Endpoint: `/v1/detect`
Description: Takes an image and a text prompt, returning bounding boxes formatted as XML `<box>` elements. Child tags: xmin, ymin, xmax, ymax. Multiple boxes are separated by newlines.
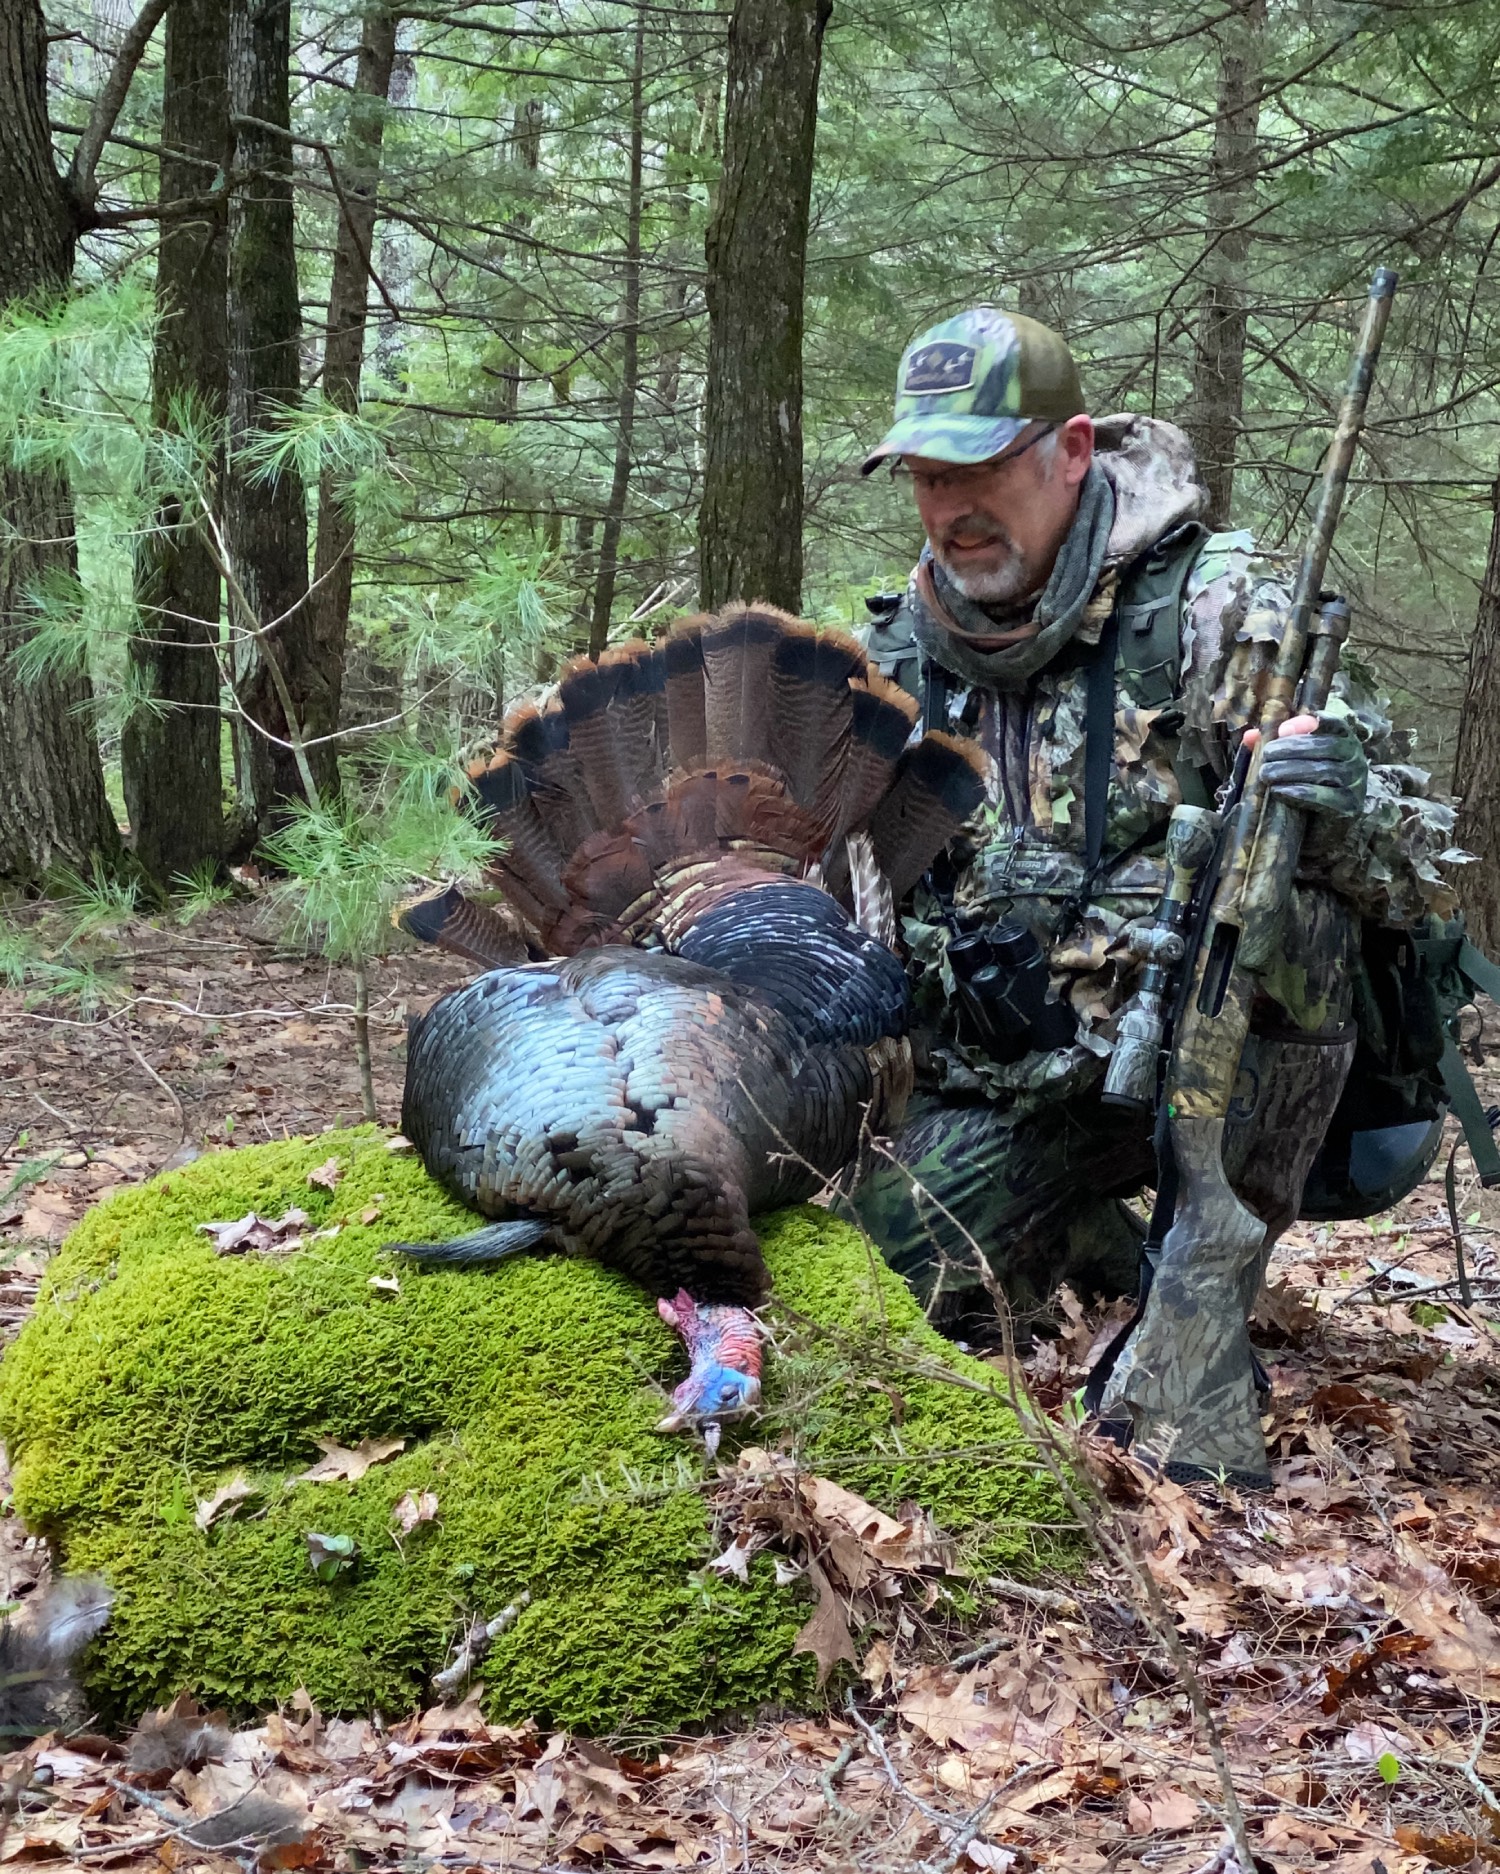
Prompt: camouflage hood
<box><xmin>914</xmin><ymin>414</ymin><xmax>1210</xmax><ymax>691</ymax></box>
<box><xmin>1092</xmin><ymin>413</ymin><xmax>1211</xmax><ymax>565</ymax></box>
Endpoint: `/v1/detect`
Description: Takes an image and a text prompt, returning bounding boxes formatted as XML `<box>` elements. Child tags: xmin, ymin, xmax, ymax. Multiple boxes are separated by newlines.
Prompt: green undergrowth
<box><xmin>0</xmin><ymin>1130</ymin><xmax>1067</xmax><ymax>1734</ymax></box>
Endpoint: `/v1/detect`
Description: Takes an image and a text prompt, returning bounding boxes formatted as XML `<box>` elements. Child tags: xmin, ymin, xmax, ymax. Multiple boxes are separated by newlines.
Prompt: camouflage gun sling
<box><xmin>1095</xmin><ymin>268</ymin><xmax>1398</xmax><ymax>1488</ymax></box>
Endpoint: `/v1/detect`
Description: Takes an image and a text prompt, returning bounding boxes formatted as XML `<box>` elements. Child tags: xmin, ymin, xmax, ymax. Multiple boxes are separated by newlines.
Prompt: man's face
<box><xmin>904</xmin><ymin>414</ymin><xmax>1095</xmax><ymax>609</ymax></box>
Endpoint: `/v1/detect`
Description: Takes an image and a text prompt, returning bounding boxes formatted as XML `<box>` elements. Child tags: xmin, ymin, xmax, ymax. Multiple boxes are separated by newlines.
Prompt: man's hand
<box><xmin>1256</xmin><ymin>711</ymin><xmax>1368</xmax><ymax>819</ymax></box>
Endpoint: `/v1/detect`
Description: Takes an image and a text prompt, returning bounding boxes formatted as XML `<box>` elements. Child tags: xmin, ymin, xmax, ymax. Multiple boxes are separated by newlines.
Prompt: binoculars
<box><xmin>947</xmin><ymin>918</ymin><xmax>1077</xmax><ymax>1065</ymax></box>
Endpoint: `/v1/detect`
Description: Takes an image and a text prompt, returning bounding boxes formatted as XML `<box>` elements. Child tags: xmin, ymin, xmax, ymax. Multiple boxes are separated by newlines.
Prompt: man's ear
<box><xmin>1058</xmin><ymin>414</ymin><xmax>1094</xmax><ymax>489</ymax></box>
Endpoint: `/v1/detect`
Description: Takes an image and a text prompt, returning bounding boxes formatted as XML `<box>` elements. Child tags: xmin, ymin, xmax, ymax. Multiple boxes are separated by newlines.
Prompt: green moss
<box><xmin>0</xmin><ymin>1130</ymin><xmax>1066</xmax><ymax>1734</ymax></box>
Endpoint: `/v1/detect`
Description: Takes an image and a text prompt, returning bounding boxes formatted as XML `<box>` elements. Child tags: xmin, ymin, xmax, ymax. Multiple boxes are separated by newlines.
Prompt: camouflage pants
<box><xmin>849</xmin><ymin>1026</ymin><xmax>1353</xmax><ymax>1328</ymax></box>
<box><xmin>850</xmin><ymin>889</ymin><xmax>1360</xmax><ymax>1329</ymax></box>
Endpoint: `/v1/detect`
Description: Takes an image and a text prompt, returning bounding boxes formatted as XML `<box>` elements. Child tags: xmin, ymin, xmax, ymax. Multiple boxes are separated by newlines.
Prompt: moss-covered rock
<box><xmin>0</xmin><ymin>1130</ymin><xmax>1063</xmax><ymax>1733</ymax></box>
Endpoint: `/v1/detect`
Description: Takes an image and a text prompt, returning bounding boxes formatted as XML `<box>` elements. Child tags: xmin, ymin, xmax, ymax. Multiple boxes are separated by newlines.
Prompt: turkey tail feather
<box><xmin>701</xmin><ymin>605</ymin><xmax>788</xmax><ymax>762</ymax></box>
<box><xmin>663</xmin><ymin>618</ymin><xmax>708</xmax><ymax>766</ymax></box>
<box><xmin>838</xmin><ymin>675</ymin><xmax>919</xmax><ymax>830</ymax></box>
<box><xmin>387</xmin><ymin>1217</ymin><xmax>552</xmax><ymax>1264</ymax></box>
<box><xmin>766</xmin><ymin>623</ymin><xmax>860</xmax><ymax>833</ymax></box>
<box><xmin>394</xmin><ymin>883</ymin><xmax>530</xmax><ymax>968</ymax></box>
<box><xmin>867</xmin><ymin>732</ymin><xmax>989</xmax><ymax>900</ymax></box>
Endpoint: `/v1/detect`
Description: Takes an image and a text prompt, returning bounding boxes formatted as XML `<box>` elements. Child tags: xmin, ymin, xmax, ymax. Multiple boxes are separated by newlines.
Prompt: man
<box><xmin>849</xmin><ymin>306</ymin><xmax>1465</xmax><ymax>1479</ymax></box>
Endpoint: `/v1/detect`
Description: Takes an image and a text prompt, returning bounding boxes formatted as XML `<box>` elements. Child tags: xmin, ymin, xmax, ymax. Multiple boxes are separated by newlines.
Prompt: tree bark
<box><xmin>306</xmin><ymin>6</ymin><xmax>399</xmax><ymax>748</ymax></box>
<box><xmin>122</xmin><ymin>0</ymin><xmax>231</xmax><ymax>885</ymax></box>
<box><xmin>588</xmin><ymin>5</ymin><xmax>645</xmax><ymax>658</ymax></box>
<box><xmin>1184</xmin><ymin>0</ymin><xmax>1264</xmax><ymax>527</ymax></box>
<box><xmin>697</xmin><ymin>0</ymin><xmax>829</xmax><ymax>613</ymax></box>
<box><xmin>1454</xmin><ymin>462</ymin><xmax>1500</xmax><ymax>953</ymax></box>
<box><xmin>0</xmin><ymin>0</ymin><xmax>123</xmax><ymax>886</ymax></box>
<box><xmin>225</xmin><ymin>0</ymin><xmax>320</xmax><ymax>823</ymax></box>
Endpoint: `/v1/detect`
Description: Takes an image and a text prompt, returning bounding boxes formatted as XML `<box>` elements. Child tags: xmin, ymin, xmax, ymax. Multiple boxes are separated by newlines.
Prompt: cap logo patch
<box><xmin>903</xmin><ymin>341</ymin><xmax>976</xmax><ymax>395</ymax></box>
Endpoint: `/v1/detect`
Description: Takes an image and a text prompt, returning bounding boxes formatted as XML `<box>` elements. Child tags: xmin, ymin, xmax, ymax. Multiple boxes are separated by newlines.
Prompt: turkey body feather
<box><xmin>393</xmin><ymin>605</ymin><xmax>988</xmax><ymax>1425</ymax></box>
<box><xmin>400</xmin><ymin>882</ymin><xmax>910</xmax><ymax>1304</ymax></box>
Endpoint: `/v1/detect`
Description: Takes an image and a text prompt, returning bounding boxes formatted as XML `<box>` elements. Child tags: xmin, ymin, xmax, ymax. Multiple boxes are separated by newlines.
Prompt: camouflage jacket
<box><xmin>863</xmin><ymin>416</ymin><xmax>1469</xmax><ymax>1105</ymax></box>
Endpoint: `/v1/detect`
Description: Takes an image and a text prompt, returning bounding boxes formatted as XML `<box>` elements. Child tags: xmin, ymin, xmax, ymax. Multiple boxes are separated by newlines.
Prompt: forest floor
<box><xmin>1</xmin><ymin>892</ymin><xmax>1498</xmax><ymax>1874</ymax></box>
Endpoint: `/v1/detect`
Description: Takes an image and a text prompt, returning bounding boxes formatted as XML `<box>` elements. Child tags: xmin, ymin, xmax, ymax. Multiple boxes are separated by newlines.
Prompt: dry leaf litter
<box><xmin>2</xmin><ymin>900</ymin><xmax>1498</xmax><ymax>1873</ymax></box>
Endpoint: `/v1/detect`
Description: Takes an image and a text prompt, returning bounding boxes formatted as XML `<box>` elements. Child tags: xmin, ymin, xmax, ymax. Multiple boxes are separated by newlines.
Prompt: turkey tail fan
<box><xmin>393</xmin><ymin>883</ymin><xmax>532</xmax><ymax>969</ymax></box>
<box><xmin>866</xmin><ymin>732</ymin><xmax>990</xmax><ymax>900</ymax></box>
<box><xmin>464</xmin><ymin>602</ymin><xmax>984</xmax><ymax>955</ymax></box>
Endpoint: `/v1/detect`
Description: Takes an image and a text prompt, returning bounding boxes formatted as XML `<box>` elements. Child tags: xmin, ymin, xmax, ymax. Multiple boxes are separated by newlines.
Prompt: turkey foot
<box><xmin>655</xmin><ymin>1291</ymin><xmax>763</xmax><ymax>1448</ymax></box>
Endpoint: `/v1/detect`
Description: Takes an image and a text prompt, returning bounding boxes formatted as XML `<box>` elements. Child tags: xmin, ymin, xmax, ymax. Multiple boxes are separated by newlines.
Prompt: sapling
<box><xmin>259</xmin><ymin>743</ymin><xmax>493</xmax><ymax>1121</ymax></box>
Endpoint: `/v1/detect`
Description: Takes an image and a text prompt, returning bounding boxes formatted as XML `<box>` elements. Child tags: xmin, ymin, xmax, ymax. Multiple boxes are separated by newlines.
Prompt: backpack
<box><xmin>1300</xmin><ymin>917</ymin><xmax>1500</xmax><ymax>1219</ymax></box>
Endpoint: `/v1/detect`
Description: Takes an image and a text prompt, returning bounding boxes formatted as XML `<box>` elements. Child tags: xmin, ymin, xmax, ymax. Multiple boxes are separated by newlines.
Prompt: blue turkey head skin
<box><xmin>655</xmin><ymin>1362</ymin><xmax>761</xmax><ymax>1433</ymax></box>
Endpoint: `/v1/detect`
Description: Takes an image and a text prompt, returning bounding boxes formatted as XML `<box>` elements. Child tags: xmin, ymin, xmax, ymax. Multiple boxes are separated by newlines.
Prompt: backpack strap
<box><xmin>1437</xmin><ymin>1040</ymin><xmax>1500</xmax><ymax>1188</ymax></box>
<box><xmin>1411</xmin><ymin>921</ymin><xmax>1500</xmax><ymax>1188</ymax></box>
<box><xmin>1113</xmin><ymin>521</ymin><xmax>1208</xmax><ymax>710</ymax></box>
<box><xmin>1078</xmin><ymin>521</ymin><xmax>1212</xmax><ymax>875</ymax></box>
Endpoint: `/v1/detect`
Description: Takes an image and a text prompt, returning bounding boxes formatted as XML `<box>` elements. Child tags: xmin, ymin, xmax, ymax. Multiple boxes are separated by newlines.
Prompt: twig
<box><xmin>118</xmin><ymin>1034</ymin><xmax>188</xmax><ymax>1148</ymax></box>
<box><xmin>818</xmin><ymin>1736</ymin><xmax>858</xmax><ymax>1820</ymax></box>
<box><xmin>105</xmin><ymin>1779</ymin><xmax>189</xmax><ymax>1827</ymax></box>
<box><xmin>981</xmin><ymin>1574</ymin><xmax>1080</xmax><ymax>1616</ymax></box>
<box><xmin>846</xmin><ymin>1701</ymin><xmax>953</xmax><ymax>1829</ymax></box>
<box><xmin>71</xmin><ymin>1835</ymin><xmax>172</xmax><ymax>1862</ymax></box>
<box><xmin>351</xmin><ymin>955</ymin><xmax>378</xmax><ymax>1124</ymax></box>
<box><xmin>1461</xmin><ymin>1710</ymin><xmax>1498</xmax><ymax>1813</ymax></box>
<box><xmin>1444</xmin><ymin>1140</ymin><xmax>1476</xmax><ymax>1310</ymax></box>
<box><xmin>30</xmin><ymin>1093</ymin><xmax>84</xmax><ymax>1135</ymax></box>
<box><xmin>948</xmin><ymin>1634</ymin><xmax>1012</xmax><ymax>1673</ymax></box>
<box><xmin>924</xmin><ymin>1775</ymin><xmax>1036</xmax><ymax>1874</ymax></box>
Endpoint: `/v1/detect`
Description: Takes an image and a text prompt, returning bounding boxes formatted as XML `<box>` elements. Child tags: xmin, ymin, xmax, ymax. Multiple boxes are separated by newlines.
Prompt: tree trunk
<box><xmin>225</xmin><ymin>0</ymin><xmax>321</xmax><ymax>824</ymax></box>
<box><xmin>1454</xmin><ymin>462</ymin><xmax>1500</xmax><ymax>953</ymax></box>
<box><xmin>588</xmin><ymin>5</ymin><xmax>646</xmax><ymax>658</ymax></box>
<box><xmin>122</xmin><ymin>0</ymin><xmax>231</xmax><ymax>886</ymax></box>
<box><xmin>373</xmin><ymin>28</ymin><xmax>415</xmax><ymax>385</ymax></box>
<box><xmin>0</xmin><ymin>0</ymin><xmax>123</xmax><ymax>886</ymax></box>
<box><xmin>306</xmin><ymin>6</ymin><xmax>399</xmax><ymax>749</ymax></box>
<box><xmin>696</xmin><ymin>0</ymin><xmax>829</xmax><ymax>614</ymax></box>
<box><xmin>1184</xmin><ymin>0</ymin><xmax>1264</xmax><ymax>527</ymax></box>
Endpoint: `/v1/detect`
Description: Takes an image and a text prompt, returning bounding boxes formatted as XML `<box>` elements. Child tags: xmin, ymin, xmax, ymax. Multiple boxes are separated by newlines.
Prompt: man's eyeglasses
<box><xmin>888</xmin><ymin>423</ymin><xmax>1056</xmax><ymax>495</ymax></box>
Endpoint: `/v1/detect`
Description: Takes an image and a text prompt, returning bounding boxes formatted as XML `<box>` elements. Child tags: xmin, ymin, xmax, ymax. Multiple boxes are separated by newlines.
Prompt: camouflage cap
<box><xmin>861</xmin><ymin>306</ymin><xmax>1086</xmax><ymax>475</ymax></box>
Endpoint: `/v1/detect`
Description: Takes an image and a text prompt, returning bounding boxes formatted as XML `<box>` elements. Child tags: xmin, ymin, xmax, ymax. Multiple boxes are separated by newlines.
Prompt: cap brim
<box><xmin>860</xmin><ymin>413</ymin><xmax>1031</xmax><ymax>477</ymax></box>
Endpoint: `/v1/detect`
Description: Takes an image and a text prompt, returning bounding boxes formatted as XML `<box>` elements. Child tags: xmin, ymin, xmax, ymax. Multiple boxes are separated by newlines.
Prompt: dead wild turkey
<box><xmin>391</xmin><ymin>606</ymin><xmax>986</xmax><ymax>1438</ymax></box>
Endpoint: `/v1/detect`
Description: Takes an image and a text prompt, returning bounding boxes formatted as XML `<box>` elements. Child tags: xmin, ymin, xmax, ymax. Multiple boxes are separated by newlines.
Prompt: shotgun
<box><xmin>1095</xmin><ymin>268</ymin><xmax>1398</xmax><ymax>1486</ymax></box>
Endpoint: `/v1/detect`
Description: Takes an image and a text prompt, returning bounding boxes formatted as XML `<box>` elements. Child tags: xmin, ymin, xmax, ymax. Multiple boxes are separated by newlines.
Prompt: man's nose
<box><xmin>919</xmin><ymin>485</ymin><xmax>972</xmax><ymax>532</ymax></box>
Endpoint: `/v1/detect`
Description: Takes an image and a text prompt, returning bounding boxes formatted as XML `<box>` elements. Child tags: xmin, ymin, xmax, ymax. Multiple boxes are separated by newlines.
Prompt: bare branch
<box><xmin>67</xmin><ymin>0</ymin><xmax>175</xmax><ymax>218</ymax></box>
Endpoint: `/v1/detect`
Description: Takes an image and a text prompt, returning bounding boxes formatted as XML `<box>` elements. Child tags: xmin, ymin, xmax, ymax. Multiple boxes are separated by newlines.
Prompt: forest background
<box><xmin>3</xmin><ymin>0</ymin><xmax>1500</xmax><ymax>941</ymax></box>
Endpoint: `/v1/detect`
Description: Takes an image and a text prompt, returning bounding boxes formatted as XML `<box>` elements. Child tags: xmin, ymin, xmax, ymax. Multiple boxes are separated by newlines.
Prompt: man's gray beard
<box><xmin>938</xmin><ymin>548</ymin><xmax>1037</xmax><ymax>608</ymax></box>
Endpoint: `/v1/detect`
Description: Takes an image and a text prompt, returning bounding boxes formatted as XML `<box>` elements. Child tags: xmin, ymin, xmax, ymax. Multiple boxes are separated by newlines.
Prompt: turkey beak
<box><xmin>651</xmin><ymin>1412</ymin><xmax>724</xmax><ymax>1454</ymax></box>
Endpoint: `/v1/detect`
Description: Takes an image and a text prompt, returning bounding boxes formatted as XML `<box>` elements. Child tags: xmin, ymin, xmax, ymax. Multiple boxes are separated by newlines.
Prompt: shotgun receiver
<box><xmin>1095</xmin><ymin>268</ymin><xmax>1398</xmax><ymax>1487</ymax></box>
